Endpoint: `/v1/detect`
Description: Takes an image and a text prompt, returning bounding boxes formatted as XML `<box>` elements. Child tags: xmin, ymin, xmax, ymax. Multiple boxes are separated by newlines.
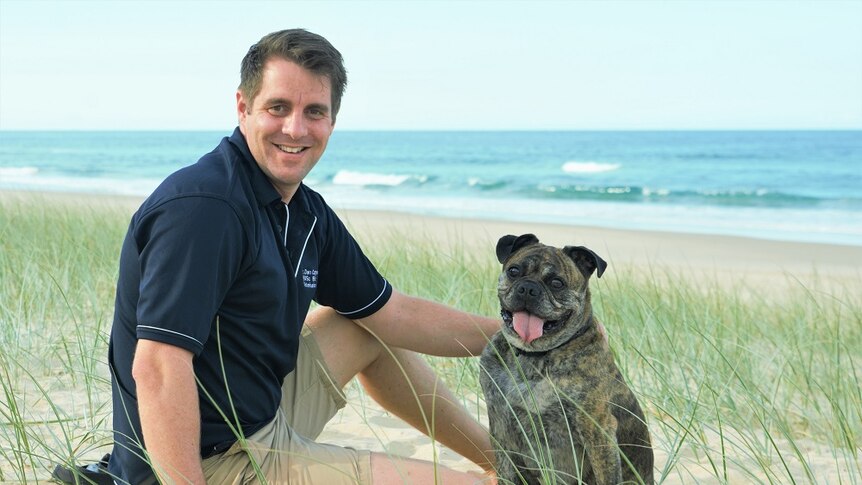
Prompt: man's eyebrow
<box><xmin>263</xmin><ymin>97</ymin><xmax>292</xmax><ymax>106</ymax></box>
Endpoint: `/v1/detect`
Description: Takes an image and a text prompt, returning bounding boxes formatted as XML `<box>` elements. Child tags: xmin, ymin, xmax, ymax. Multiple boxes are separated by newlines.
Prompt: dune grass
<box><xmin>1</xmin><ymin>194</ymin><xmax>860</xmax><ymax>484</ymax></box>
<box><xmin>0</xmin><ymin>195</ymin><xmax>126</xmax><ymax>483</ymax></box>
<box><xmin>361</xmin><ymin>228</ymin><xmax>862</xmax><ymax>484</ymax></box>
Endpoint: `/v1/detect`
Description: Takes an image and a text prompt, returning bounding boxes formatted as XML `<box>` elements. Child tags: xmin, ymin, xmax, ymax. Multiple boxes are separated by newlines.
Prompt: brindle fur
<box><xmin>480</xmin><ymin>234</ymin><xmax>653</xmax><ymax>485</ymax></box>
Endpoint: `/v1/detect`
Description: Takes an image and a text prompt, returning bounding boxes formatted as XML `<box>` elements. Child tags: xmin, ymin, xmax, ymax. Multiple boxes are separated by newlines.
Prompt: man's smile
<box><xmin>276</xmin><ymin>144</ymin><xmax>307</xmax><ymax>154</ymax></box>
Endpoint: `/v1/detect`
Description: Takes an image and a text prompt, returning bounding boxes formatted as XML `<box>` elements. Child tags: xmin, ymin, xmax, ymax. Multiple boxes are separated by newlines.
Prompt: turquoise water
<box><xmin>1</xmin><ymin>130</ymin><xmax>860</xmax><ymax>245</ymax></box>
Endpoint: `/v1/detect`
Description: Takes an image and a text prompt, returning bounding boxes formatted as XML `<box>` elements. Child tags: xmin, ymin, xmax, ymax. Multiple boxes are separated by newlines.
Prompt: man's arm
<box><xmin>355</xmin><ymin>289</ymin><xmax>500</xmax><ymax>357</ymax></box>
<box><xmin>132</xmin><ymin>339</ymin><xmax>206</xmax><ymax>484</ymax></box>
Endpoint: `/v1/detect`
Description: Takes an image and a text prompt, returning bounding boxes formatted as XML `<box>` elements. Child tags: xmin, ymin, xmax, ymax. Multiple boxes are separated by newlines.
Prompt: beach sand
<box><xmin>2</xmin><ymin>190</ymin><xmax>860</xmax><ymax>483</ymax></box>
<box><xmin>339</xmin><ymin>208</ymin><xmax>862</xmax><ymax>280</ymax></box>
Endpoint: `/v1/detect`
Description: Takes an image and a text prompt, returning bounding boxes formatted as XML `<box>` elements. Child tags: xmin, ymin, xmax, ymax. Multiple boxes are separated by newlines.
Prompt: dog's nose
<box><xmin>516</xmin><ymin>280</ymin><xmax>541</xmax><ymax>297</ymax></box>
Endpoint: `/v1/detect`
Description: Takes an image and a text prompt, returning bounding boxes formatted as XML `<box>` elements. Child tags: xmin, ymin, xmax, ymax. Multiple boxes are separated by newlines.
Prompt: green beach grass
<box><xmin>1</xmin><ymin>193</ymin><xmax>860</xmax><ymax>484</ymax></box>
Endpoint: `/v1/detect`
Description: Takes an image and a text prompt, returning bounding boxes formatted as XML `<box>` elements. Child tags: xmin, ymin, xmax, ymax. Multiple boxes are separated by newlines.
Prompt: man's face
<box><xmin>237</xmin><ymin>58</ymin><xmax>335</xmax><ymax>201</ymax></box>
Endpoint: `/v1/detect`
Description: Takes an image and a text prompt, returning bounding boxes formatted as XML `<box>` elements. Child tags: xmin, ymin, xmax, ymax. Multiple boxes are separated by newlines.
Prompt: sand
<box><xmin>338</xmin><ymin>208</ymin><xmax>861</xmax><ymax>276</ymax></box>
<box><xmin>2</xmin><ymin>190</ymin><xmax>860</xmax><ymax>483</ymax></box>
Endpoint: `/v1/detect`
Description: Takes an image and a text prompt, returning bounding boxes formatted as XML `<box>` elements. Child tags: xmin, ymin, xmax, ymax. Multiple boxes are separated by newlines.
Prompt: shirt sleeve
<box><xmin>314</xmin><ymin>208</ymin><xmax>391</xmax><ymax>319</ymax></box>
<box><xmin>133</xmin><ymin>196</ymin><xmax>246</xmax><ymax>354</ymax></box>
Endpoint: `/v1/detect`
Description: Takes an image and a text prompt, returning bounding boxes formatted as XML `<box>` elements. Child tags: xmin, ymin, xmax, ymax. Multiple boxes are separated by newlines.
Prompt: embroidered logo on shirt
<box><xmin>301</xmin><ymin>269</ymin><xmax>318</xmax><ymax>289</ymax></box>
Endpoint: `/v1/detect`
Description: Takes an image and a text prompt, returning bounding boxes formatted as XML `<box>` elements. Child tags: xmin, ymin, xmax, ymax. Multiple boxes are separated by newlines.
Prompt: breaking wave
<box><xmin>332</xmin><ymin>170</ymin><xmax>429</xmax><ymax>187</ymax></box>
<box><xmin>561</xmin><ymin>161</ymin><xmax>620</xmax><ymax>174</ymax></box>
<box><xmin>0</xmin><ymin>166</ymin><xmax>39</xmax><ymax>177</ymax></box>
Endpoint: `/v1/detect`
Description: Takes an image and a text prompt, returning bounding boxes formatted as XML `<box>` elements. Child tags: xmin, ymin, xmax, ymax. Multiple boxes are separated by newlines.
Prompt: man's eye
<box><xmin>307</xmin><ymin>108</ymin><xmax>326</xmax><ymax>120</ymax></box>
<box><xmin>267</xmin><ymin>105</ymin><xmax>287</xmax><ymax>115</ymax></box>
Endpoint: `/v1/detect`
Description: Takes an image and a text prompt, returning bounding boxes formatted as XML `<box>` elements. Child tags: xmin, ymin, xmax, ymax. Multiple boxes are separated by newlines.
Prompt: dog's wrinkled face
<box><xmin>496</xmin><ymin>234</ymin><xmax>606</xmax><ymax>353</ymax></box>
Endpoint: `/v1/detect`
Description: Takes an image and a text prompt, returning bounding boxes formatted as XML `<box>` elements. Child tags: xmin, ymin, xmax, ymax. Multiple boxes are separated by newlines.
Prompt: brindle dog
<box><xmin>480</xmin><ymin>234</ymin><xmax>653</xmax><ymax>485</ymax></box>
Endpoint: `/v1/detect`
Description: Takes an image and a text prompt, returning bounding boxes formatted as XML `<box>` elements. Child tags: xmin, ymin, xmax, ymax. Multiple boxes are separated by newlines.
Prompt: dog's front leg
<box><xmin>487</xmin><ymin>405</ymin><xmax>538</xmax><ymax>484</ymax></box>
<box><xmin>494</xmin><ymin>449</ymin><xmax>539</xmax><ymax>485</ymax></box>
<box><xmin>575</xmin><ymin>404</ymin><xmax>622</xmax><ymax>485</ymax></box>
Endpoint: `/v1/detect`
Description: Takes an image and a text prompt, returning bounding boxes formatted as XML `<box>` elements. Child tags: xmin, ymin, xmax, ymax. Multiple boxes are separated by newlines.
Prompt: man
<box><xmin>107</xmin><ymin>29</ymin><xmax>500</xmax><ymax>484</ymax></box>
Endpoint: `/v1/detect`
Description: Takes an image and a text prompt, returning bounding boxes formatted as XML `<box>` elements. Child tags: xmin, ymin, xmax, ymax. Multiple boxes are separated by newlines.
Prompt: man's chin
<box><xmin>266</xmin><ymin>168</ymin><xmax>316</xmax><ymax>197</ymax></box>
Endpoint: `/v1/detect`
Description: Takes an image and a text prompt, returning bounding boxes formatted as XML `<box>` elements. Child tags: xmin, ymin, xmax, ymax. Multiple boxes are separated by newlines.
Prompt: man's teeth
<box><xmin>277</xmin><ymin>145</ymin><xmax>304</xmax><ymax>153</ymax></box>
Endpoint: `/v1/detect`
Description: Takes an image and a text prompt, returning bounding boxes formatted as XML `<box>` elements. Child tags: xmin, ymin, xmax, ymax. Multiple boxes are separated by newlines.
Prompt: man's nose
<box><xmin>282</xmin><ymin>111</ymin><xmax>308</xmax><ymax>138</ymax></box>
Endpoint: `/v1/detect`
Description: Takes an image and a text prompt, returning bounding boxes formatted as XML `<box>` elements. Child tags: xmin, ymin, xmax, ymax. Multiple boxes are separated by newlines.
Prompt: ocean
<box><xmin>1</xmin><ymin>130</ymin><xmax>860</xmax><ymax>246</ymax></box>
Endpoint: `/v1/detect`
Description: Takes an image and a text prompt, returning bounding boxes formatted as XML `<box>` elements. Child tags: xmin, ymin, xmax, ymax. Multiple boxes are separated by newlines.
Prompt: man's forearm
<box><xmin>359</xmin><ymin>290</ymin><xmax>500</xmax><ymax>357</ymax></box>
<box><xmin>421</xmin><ymin>303</ymin><xmax>498</xmax><ymax>356</ymax></box>
<box><xmin>134</xmin><ymin>341</ymin><xmax>206</xmax><ymax>484</ymax></box>
<box><xmin>139</xmin><ymin>386</ymin><xmax>206</xmax><ymax>483</ymax></box>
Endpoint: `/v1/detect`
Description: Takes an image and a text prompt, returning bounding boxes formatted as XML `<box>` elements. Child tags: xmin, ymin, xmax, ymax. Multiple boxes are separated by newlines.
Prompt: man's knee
<box><xmin>304</xmin><ymin>306</ymin><xmax>386</xmax><ymax>388</ymax></box>
<box><xmin>304</xmin><ymin>305</ymin><xmax>342</xmax><ymax>330</ymax></box>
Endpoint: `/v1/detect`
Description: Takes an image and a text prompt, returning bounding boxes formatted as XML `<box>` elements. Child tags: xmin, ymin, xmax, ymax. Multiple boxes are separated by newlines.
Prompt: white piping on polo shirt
<box><xmin>282</xmin><ymin>204</ymin><xmax>295</xmax><ymax>248</ymax></box>
<box><xmin>136</xmin><ymin>325</ymin><xmax>204</xmax><ymax>347</ymax></box>
<box><xmin>336</xmin><ymin>279</ymin><xmax>389</xmax><ymax>317</ymax></box>
<box><xmin>294</xmin><ymin>216</ymin><xmax>317</xmax><ymax>278</ymax></box>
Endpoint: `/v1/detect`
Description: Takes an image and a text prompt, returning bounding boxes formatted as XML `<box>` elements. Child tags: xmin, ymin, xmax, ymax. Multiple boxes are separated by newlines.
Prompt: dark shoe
<box><xmin>51</xmin><ymin>453</ymin><xmax>113</xmax><ymax>485</ymax></box>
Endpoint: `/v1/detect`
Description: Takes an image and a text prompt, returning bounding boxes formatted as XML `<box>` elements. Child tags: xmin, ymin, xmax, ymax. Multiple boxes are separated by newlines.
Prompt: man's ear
<box><xmin>563</xmin><ymin>246</ymin><xmax>608</xmax><ymax>279</ymax></box>
<box><xmin>496</xmin><ymin>234</ymin><xmax>540</xmax><ymax>264</ymax></box>
<box><xmin>236</xmin><ymin>90</ymin><xmax>248</xmax><ymax>126</ymax></box>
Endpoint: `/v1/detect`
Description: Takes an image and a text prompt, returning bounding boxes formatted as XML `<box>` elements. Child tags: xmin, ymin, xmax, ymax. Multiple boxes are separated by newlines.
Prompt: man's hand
<box><xmin>133</xmin><ymin>340</ymin><xmax>206</xmax><ymax>484</ymax></box>
<box><xmin>595</xmin><ymin>319</ymin><xmax>610</xmax><ymax>348</ymax></box>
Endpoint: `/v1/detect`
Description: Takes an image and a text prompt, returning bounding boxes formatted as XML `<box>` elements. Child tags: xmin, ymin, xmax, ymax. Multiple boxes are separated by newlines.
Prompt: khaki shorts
<box><xmin>201</xmin><ymin>326</ymin><xmax>372</xmax><ymax>484</ymax></box>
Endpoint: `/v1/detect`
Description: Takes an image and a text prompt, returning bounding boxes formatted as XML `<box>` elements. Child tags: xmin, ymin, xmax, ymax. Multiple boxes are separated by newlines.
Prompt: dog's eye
<box><xmin>550</xmin><ymin>278</ymin><xmax>565</xmax><ymax>289</ymax></box>
<box><xmin>507</xmin><ymin>266</ymin><xmax>521</xmax><ymax>278</ymax></box>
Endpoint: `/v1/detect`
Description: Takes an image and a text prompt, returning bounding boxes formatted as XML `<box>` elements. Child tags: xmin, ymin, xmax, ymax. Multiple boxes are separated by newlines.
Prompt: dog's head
<box><xmin>495</xmin><ymin>233</ymin><xmax>607</xmax><ymax>353</ymax></box>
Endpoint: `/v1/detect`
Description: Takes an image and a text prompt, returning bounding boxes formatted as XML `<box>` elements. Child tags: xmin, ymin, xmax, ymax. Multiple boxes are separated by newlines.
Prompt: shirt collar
<box><xmin>227</xmin><ymin>127</ymin><xmax>313</xmax><ymax>215</ymax></box>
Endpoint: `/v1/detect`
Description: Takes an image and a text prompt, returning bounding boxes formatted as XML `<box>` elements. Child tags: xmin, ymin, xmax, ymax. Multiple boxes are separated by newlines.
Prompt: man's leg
<box><xmin>358</xmin><ymin>346</ymin><xmax>494</xmax><ymax>471</ymax></box>
<box><xmin>304</xmin><ymin>306</ymin><xmax>495</xmax><ymax>478</ymax></box>
<box><xmin>369</xmin><ymin>454</ymin><xmax>488</xmax><ymax>484</ymax></box>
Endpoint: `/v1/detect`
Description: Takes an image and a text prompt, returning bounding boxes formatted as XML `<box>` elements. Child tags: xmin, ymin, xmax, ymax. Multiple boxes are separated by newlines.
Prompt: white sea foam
<box><xmin>332</xmin><ymin>170</ymin><xmax>411</xmax><ymax>187</ymax></box>
<box><xmin>642</xmin><ymin>187</ymin><xmax>671</xmax><ymax>197</ymax></box>
<box><xmin>561</xmin><ymin>161</ymin><xmax>620</xmax><ymax>174</ymax></box>
<box><xmin>0</xmin><ymin>173</ymin><xmax>160</xmax><ymax>197</ymax></box>
<box><xmin>0</xmin><ymin>166</ymin><xmax>39</xmax><ymax>177</ymax></box>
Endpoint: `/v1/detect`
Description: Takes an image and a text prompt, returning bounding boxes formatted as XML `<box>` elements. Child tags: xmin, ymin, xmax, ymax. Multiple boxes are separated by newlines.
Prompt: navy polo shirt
<box><xmin>108</xmin><ymin>128</ymin><xmax>391</xmax><ymax>483</ymax></box>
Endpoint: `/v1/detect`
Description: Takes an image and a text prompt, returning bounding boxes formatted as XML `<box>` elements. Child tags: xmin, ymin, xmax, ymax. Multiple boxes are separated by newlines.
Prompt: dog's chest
<box><xmin>481</xmin><ymin>336</ymin><xmax>589</xmax><ymax>417</ymax></box>
<box><xmin>508</xmin><ymin>358</ymin><xmax>580</xmax><ymax>412</ymax></box>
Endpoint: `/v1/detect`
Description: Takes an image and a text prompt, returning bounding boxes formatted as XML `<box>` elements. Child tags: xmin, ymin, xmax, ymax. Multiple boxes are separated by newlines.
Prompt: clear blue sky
<box><xmin>1</xmin><ymin>0</ymin><xmax>860</xmax><ymax>130</ymax></box>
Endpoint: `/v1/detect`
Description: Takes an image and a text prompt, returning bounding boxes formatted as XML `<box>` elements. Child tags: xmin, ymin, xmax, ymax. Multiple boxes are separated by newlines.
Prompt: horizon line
<box><xmin>2</xmin><ymin>127</ymin><xmax>861</xmax><ymax>133</ymax></box>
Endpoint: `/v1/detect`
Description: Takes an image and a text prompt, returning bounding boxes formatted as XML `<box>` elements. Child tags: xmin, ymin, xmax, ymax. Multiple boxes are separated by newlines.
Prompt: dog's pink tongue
<box><xmin>512</xmin><ymin>311</ymin><xmax>544</xmax><ymax>343</ymax></box>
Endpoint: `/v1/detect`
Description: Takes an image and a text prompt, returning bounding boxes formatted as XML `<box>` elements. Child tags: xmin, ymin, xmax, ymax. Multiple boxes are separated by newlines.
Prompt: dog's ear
<box><xmin>564</xmin><ymin>246</ymin><xmax>607</xmax><ymax>279</ymax></box>
<box><xmin>496</xmin><ymin>234</ymin><xmax>539</xmax><ymax>264</ymax></box>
